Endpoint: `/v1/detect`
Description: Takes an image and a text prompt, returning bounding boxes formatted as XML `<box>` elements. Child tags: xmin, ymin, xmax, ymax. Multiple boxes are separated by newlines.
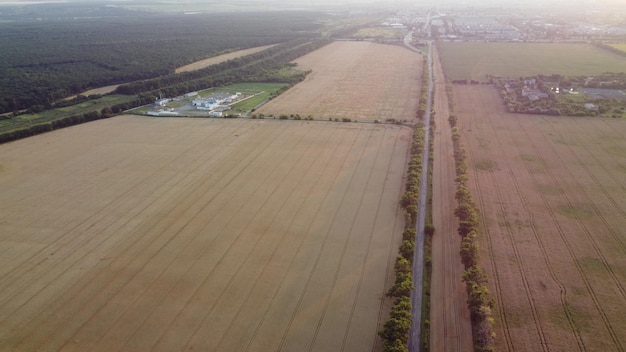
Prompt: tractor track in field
<box><xmin>237</xmin><ymin>125</ymin><xmax>380</xmax><ymax>352</ymax></box>
<box><xmin>10</xmin><ymin>122</ymin><xmax>289</xmax><ymax>351</ymax></box>
<box><xmin>483</xmin><ymin>111</ymin><xmax>586</xmax><ymax>351</ymax></box>
<box><xmin>276</xmin><ymin>127</ymin><xmax>366</xmax><ymax>352</ymax></box>
<box><xmin>513</xmin><ymin>115</ymin><xmax>623</xmax><ymax>351</ymax></box>
<box><xmin>177</xmin><ymin>123</ymin><xmax>326</xmax><ymax>351</ymax></box>
<box><xmin>306</xmin><ymin>128</ymin><xmax>379</xmax><ymax>352</ymax></box>
<box><xmin>1</xmin><ymin>120</ymin><xmax>251</xmax><ymax>330</ymax></box>
<box><xmin>477</xmin><ymin>117</ymin><xmax>550</xmax><ymax>352</ymax></box>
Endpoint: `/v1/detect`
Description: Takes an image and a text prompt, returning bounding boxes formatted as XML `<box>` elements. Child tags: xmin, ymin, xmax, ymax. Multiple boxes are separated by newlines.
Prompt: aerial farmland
<box><xmin>0</xmin><ymin>40</ymin><xmax>423</xmax><ymax>351</ymax></box>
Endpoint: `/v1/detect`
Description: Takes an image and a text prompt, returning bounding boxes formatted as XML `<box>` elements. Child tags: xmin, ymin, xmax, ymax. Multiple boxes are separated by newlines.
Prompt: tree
<box><xmin>460</xmin><ymin>230</ymin><xmax>480</xmax><ymax>268</ymax></box>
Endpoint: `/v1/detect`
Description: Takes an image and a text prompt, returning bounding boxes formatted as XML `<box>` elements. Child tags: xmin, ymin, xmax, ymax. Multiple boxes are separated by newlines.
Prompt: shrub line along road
<box><xmin>408</xmin><ymin>39</ymin><xmax>433</xmax><ymax>352</ymax></box>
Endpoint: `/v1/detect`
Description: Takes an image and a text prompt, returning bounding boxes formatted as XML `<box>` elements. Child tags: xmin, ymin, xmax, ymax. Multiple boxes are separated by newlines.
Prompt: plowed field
<box><xmin>256</xmin><ymin>41</ymin><xmax>423</xmax><ymax>121</ymax></box>
<box><xmin>454</xmin><ymin>85</ymin><xmax>626</xmax><ymax>351</ymax></box>
<box><xmin>0</xmin><ymin>116</ymin><xmax>411</xmax><ymax>351</ymax></box>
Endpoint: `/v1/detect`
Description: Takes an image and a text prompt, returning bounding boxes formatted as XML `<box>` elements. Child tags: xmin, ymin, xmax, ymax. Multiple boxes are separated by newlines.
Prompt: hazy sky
<box><xmin>0</xmin><ymin>0</ymin><xmax>624</xmax><ymax>10</ymax></box>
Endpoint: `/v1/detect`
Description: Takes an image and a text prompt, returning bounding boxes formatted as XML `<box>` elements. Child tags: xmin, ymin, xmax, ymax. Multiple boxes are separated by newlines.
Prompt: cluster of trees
<box><xmin>379</xmin><ymin>118</ymin><xmax>427</xmax><ymax>352</ymax></box>
<box><xmin>593</xmin><ymin>42</ymin><xmax>626</xmax><ymax>59</ymax></box>
<box><xmin>0</xmin><ymin>11</ymin><xmax>325</xmax><ymax>114</ymax></box>
<box><xmin>496</xmin><ymin>74</ymin><xmax>626</xmax><ymax>117</ymax></box>
<box><xmin>448</xmin><ymin>114</ymin><xmax>496</xmax><ymax>352</ymax></box>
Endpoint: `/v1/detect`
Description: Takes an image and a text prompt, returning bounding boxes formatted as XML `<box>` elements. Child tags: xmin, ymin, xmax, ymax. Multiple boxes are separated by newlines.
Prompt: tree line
<box><xmin>448</xmin><ymin>110</ymin><xmax>496</xmax><ymax>352</ymax></box>
<box><xmin>379</xmin><ymin>58</ymin><xmax>434</xmax><ymax>352</ymax></box>
<box><xmin>114</xmin><ymin>39</ymin><xmax>328</xmax><ymax>97</ymax></box>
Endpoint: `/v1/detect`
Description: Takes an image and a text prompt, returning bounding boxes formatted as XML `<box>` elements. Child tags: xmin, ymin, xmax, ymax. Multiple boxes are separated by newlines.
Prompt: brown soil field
<box><xmin>175</xmin><ymin>45</ymin><xmax>277</xmax><ymax>73</ymax></box>
<box><xmin>430</xmin><ymin>47</ymin><xmax>473</xmax><ymax>352</ymax></box>
<box><xmin>0</xmin><ymin>116</ymin><xmax>411</xmax><ymax>351</ymax></box>
<box><xmin>454</xmin><ymin>85</ymin><xmax>626</xmax><ymax>351</ymax></box>
<box><xmin>256</xmin><ymin>41</ymin><xmax>423</xmax><ymax>122</ymax></box>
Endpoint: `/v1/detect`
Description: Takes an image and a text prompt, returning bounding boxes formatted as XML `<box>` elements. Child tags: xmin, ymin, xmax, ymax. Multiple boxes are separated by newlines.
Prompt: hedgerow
<box><xmin>448</xmin><ymin>97</ymin><xmax>496</xmax><ymax>351</ymax></box>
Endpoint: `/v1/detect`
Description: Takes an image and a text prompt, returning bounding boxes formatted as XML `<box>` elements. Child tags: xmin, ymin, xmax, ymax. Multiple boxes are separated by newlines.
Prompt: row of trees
<box><xmin>448</xmin><ymin>112</ymin><xmax>496</xmax><ymax>352</ymax></box>
<box><xmin>379</xmin><ymin>121</ymin><xmax>425</xmax><ymax>352</ymax></box>
<box><xmin>0</xmin><ymin>94</ymin><xmax>154</xmax><ymax>144</ymax></box>
<box><xmin>113</xmin><ymin>39</ymin><xmax>325</xmax><ymax>96</ymax></box>
<box><xmin>379</xmin><ymin>59</ymin><xmax>433</xmax><ymax>352</ymax></box>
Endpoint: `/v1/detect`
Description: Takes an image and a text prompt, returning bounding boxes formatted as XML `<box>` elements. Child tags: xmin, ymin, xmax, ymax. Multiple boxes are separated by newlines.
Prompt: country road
<box><xmin>429</xmin><ymin>45</ymin><xmax>474</xmax><ymax>352</ymax></box>
<box><xmin>408</xmin><ymin>40</ymin><xmax>433</xmax><ymax>352</ymax></box>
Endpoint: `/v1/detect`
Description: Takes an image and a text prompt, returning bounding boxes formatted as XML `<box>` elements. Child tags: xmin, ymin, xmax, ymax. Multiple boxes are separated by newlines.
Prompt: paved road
<box><xmin>408</xmin><ymin>39</ymin><xmax>434</xmax><ymax>352</ymax></box>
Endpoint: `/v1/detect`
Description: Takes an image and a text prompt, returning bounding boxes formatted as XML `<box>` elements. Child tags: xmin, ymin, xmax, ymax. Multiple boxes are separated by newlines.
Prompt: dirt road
<box><xmin>429</xmin><ymin>45</ymin><xmax>474</xmax><ymax>352</ymax></box>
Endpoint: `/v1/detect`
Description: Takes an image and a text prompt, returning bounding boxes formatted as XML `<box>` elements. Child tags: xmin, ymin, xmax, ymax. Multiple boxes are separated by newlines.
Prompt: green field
<box><xmin>438</xmin><ymin>42</ymin><xmax>626</xmax><ymax>81</ymax></box>
<box><xmin>609</xmin><ymin>43</ymin><xmax>626</xmax><ymax>53</ymax></box>
<box><xmin>226</xmin><ymin>83</ymin><xmax>289</xmax><ymax>111</ymax></box>
<box><xmin>351</xmin><ymin>27</ymin><xmax>407</xmax><ymax>39</ymax></box>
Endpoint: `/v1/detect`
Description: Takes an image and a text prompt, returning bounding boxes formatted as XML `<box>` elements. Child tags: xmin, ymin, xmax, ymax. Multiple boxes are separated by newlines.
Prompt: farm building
<box><xmin>582</xmin><ymin>88</ymin><xmax>626</xmax><ymax>101</ymax></box>
<box><xmin>155</xmin><ymin>98</ymin><xmax>170</xmax><ymax>106</ymax></box>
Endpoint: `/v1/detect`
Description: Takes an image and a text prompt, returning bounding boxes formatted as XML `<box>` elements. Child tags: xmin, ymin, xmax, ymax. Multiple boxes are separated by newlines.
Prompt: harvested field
<box><xmin>256</xmin><ymin>41</ymin><xmax>423</xmax><ymax>121</ymax></box>
<box><xmin>454</xmin><ymin>85</ymin><xmax>626</xmax><ymax>351</ymax></box>
<box><xmin>175</xmin><ymin>44</ymin><xmax>276</xmax><ymax>73</ymax></box>
<box><xmin>0</xmin><ymin>116</ymin><xmax>411</xmax><ymax>351</ymax></box>
<box><xmin>438</xmin><ymin>42</ymin><xmax>626</xmax><ymax>81</ymax></box>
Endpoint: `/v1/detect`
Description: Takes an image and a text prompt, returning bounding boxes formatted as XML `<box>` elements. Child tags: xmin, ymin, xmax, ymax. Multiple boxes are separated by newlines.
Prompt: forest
<box><xmin>0</xmin><ymin>10</ymin><xmax>325</xmax><ymax>114</ymax></box>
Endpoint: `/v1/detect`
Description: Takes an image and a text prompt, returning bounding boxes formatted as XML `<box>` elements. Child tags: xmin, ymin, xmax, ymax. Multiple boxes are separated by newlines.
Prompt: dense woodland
<box><xmin>0</xmin><ymin>10</ymin><xmax>325</xmax><ymax>114</ymax></box>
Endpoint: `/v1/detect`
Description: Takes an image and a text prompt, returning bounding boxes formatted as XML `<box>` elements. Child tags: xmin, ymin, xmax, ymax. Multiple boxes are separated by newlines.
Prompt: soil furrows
<box><xmin>276</xmin><ymin>126</ymin><xmax>373</xmax><ymax>352</ymax></box>
<box><xmin>0</xmin><ymin>118</ymin><xmax>247</xmax><ymax>333</ymax></box>
<box><xmin>4</xmin><ymin>120</ymin><xmax>289</xmax><ymax>351</ymax></box>
<box><xmin>75</xmin><ymin>122</ymin><xmax>308</xmax><ymax>352</ymax></box>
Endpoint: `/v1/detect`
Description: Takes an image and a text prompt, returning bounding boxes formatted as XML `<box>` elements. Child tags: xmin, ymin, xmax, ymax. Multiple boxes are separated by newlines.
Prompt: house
<box><xmin>155</xmin><ymin>98</ymin><xmax>170</xmax><ymax>106</ymax></box>
<box><xmin>521</xmin><ymin>86</ymin><xmax>548</xmax><ymax>101</ymax></box>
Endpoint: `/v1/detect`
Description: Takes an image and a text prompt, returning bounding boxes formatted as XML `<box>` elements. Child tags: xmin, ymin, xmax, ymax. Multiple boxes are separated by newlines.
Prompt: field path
<box><xmin>429</xmin><ymin>46</ymin><xmax>473</xmax><ymax>352</ymax></box>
